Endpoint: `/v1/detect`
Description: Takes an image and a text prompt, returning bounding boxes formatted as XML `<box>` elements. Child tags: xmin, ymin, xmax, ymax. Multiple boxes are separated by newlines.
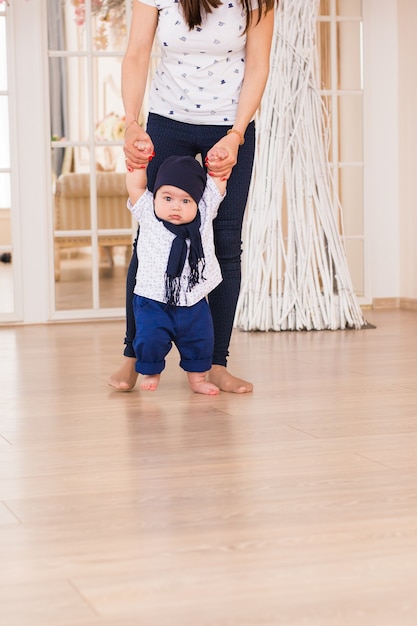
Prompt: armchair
<box><xmin>54</xmin><ymin>171</ymin><xmax>133</xmax><ymax>281</ymax></box>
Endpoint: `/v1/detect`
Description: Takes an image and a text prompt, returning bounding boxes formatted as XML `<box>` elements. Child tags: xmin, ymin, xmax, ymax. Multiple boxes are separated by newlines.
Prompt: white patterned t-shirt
<box><xmin>137</xmin><ymin>0</ymin><xmax>258</xmax><ymax>124</ymax></box>
<box><xmin>128</xmin><ymin>175</ymin><xmax>225</xmax><ymax>306</ymax></box>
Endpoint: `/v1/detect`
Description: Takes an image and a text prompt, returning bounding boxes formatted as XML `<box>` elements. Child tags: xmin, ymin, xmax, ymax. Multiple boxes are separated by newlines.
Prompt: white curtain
<box><xmin>48</xmin><ymin>0</ymin><xmax>69</xmax><ymax>176</ymax></box>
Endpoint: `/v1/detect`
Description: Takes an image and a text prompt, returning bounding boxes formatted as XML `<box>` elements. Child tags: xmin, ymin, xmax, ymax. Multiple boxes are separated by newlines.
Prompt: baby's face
<box><xmin>154</xmin><ymin>185</ymin><xmax>198</xmax><ymax>225</ymax></box>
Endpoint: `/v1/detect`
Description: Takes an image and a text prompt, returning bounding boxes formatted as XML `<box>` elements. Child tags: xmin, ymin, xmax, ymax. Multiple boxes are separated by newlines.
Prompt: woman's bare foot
<box><xmin>208</xmin><ymin>364</ymin><xmax>253</xmax><ymax>394</ymax></box>
<box><xmin>107</xmin><ymin>356</ymin><xmax>138</xmax><ymax>391</ymax></box>
<box><xmin>140</xmin><ymin>374</ymin><xmax>160</xmax><ymax>391</ymax></box>
<box><xmin>187</xmin><ymin>372</ymin><xmax>220</xmax><ymax>395</ymax></box>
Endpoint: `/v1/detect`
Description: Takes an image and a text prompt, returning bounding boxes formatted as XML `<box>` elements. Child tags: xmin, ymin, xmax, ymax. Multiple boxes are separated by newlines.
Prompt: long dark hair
<box><xmin>179</xmin><ymin>0</ymin><xmax>277</xmax><ymax>32</ymax></box>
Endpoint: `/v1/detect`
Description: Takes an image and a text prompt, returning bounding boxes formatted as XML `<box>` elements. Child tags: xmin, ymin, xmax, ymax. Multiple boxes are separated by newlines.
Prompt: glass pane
<box><xmin>0</xmin><ymin>13</ymin><xmax>13</xmax><ymax>316</ymax></box>
<box><xmin>338</xmin><ymin>21</ymin><xmax>362</xmax><ymax>90</ymax></box>
<box><xmin>96</xmin><ymin>171</ymin><xmax>129</xmax><ymax>230</ymax></box>
<box><xmin>68</xmin><ymin>56</ymin><xmax>90</xmax><ymax>144</ymax></box>
<box><xmin>54</xmin><ymin>236</ymin><xmax>94</xmax><ymax>310</ymax></box>
<box><xmin>96</xmin><ymin>165</ymin><xmax>132</xmax><ymax>309</ymax></box>
<box><xmin>337</xmin><ymin>0</ymin><xmax>362</xmax><ymax>16</ymax></box>
<box><xmin>99</xmin><ymin>244</ymin><xmax>131</xmax><ymax>309</ymax></box>
<box><xmin>317</xmin><ymin>21</ymin><xmax>331</xmax><ymax>90</ymax></box>
<box><xmin>0</xmin><ymin>16</ymin><xmax>6</xmax><ymax>91</ymax></box>
<box><xmin>51</xmin><ymin>146</ymin><xmax>74</xmax><ymax>186</ymax></box>
<box><xmin>0</xmin><ymin>171</ymin><xmax>10</xmax><ymax>210</ymax></box>
<box><xmin>95</xmin><ymin>142</ymin><xmax>125</xmax><ymax>173</ymax></box>
<box><xmin>320</xmin><ymin>1</ymin><xmax>330</xmax><ymax>16</ymax></box>
<box><xmin>0</xmin><ymin>262</ymin><xmax>13</xmax><ymax>312</ymax></box>
<box><xmin>49</xmin><ymin>57</ymin><xmax>124</xmax><ymax>147</ymax></box>
<box><xmin>55</xmin><ymin>171</ymin><xmax>93</xmax><ymax>231</ymax></box>
<box><xmin>338</xmin><ymin>94</ymin><xmax>363</xmax><ymax>162</ymax></box>
<box><xmin>49</xmin><ymin>57</ymin><xmax>69</xmax><ymax>144</ymax></box>
<box><xmin>339</xmin><ymin>166</ymin><xmax>363</xmax><ymax>235</ymax></box>
<box><xmin>47</xmin><ymin>0</ymin><xmax>68</xmax><ymax>52</ymax></box>
<box><xmin>94</xmin><ymin>56</ymin><xmax>125</xmax><ymax>132</ymax></box>
<box><xmin>49</xmin><ymin>56</ymin><xmax>91</xmax><ymax>146</ymax></box>
<box><xmin>0</xmin><ymin>96</ymin><xmax>10</xmax><ymax>169</ymax></box>
<box><xmin>53</xmin><ymin>168</ymin><xmax>93</xmax><ymax>306</ymax></box>
<box><xmin>91</xmin><ymin>3</ymin><xmax>127</xmax><ymax>52</ymax></box>
<box><xmin>50</xmin><ymin>1</ymin><xmax>123</xmax><ymax>53</ymax></box>
<box><xmin>50</xmin><ymin>1</ymin><xmax>88</xmax><ymax>53</ymax></box>
<box><xmin>0</xmin><ymin>173</ymin><xmax>11</xmax><ymax>298</ymax></box>
<box><xmin>0</xmin><ymin>202</ymin><xmax>13</xmax><ymax>311</ymax></box>
<box><xmin>54</xmin><ymin>1</ymin><xmax>128</xmax><ymax>53</ymax></box>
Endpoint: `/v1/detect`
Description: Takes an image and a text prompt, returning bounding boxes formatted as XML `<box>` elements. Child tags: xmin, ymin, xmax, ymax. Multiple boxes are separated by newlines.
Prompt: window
<box><xmin>318</xmin><ymin>0</ymin><xmax>364</xmax><ymax>297</ymax></box>
<box><xmin>48</xmin><ymin>0</ymin><xmax>133</xmax><ymax>315</ymax></box>
<box><xmin>47</xmin><ymin>0</ymin><xmax>365</xmax><ymax>318</ymax></box>
<box><xmin>0</xmin><ymin>5</ymin><xmax>14</xmax><ymax>316</ymax></box>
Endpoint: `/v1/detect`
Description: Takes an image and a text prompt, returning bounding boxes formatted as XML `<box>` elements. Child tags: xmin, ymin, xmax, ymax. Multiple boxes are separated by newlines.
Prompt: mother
<box><xmin>108</xmin><ymin>0</ymin><xmax>277</xmax><ymax>393</ymax></box>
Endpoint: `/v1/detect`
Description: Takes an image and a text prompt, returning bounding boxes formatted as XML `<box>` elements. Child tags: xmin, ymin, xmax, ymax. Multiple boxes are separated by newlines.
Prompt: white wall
<box><xmin>8</xmin><ymin>0</ymin><xmax>52</xmax><ymax>323</ymax></box>
<box><xmin>362</xmin><ymin>0</ymin><xmax>401</xmax><ymax>301</ymax></box>
<box><xmin>397</xmin><ymin>0</ymin><xmax>417</xmax><ymax>301</ymax></box>
<box><xmin>2</xmin><ymin>0</ymin><xmax>415</xmax><ymax>325</ymax></box>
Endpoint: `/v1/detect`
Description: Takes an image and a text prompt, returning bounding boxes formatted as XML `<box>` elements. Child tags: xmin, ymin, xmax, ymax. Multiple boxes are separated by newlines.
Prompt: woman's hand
<box><xmin>206</xmin><ymin>133</ymin><xmax>241</xmax><ymax>180</ymax></box>
<box><xmin>124</xmin><ymin>122</ymin><xmax>154</xmax><ymax>171</ymax></box>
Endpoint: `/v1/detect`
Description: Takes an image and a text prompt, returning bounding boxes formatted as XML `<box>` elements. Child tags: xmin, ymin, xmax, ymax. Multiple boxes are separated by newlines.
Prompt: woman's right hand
<box><xmin>124</xmin><ymin>122</ymin><xmax>154</xmax><ymax>171</ymax></box>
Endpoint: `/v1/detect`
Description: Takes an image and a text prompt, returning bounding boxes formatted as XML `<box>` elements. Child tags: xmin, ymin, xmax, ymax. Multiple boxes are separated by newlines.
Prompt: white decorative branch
<box><xmin>235</xmin><ymin>0</ymin><xmax>367</xmax><ymax>331</ymax></box>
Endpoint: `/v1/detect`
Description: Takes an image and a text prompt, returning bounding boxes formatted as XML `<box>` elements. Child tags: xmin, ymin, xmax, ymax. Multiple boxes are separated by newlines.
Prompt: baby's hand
<box><xmin>206</xmin><ymin>147</ymin><xmax>228</xmax><ymax>163</ymax></box>
<box><xmin>134</xmin><ymin>140</ymin><xmax>154</xmax><ymax>153</ymax></box>
<box><xmin>134</xmin><ymin>140</ymin><xmax>149</xmax><ymax>152</ymax></box>
<box><xmin>134</xmin><ymin>140</ymin><xmax>154</xmax><ymax>162</ymax></box>
<box><xmin>205</xmin><ymin>146</ymin><xmax>232</xmax><ymax>181</ymax></box>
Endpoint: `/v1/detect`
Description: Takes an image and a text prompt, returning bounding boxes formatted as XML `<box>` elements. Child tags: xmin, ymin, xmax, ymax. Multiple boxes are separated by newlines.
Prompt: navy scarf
<box><xmin>159</xmin><ymin>210</ymin><xmax>206</xmax><ymax>305</ymax></box>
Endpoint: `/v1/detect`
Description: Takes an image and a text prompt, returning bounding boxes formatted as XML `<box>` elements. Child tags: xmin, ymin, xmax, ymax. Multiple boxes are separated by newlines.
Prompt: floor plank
<box><xmin>1</xmin><ymin>309</ymin><xmax>417</xmax><ymax>625</ymax></box>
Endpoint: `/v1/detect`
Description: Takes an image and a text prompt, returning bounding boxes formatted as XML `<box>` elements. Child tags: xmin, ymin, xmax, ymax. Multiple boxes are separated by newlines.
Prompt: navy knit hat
<box><xmin>153</xmin><ymin>155</ymin><xmax>206</xmax><ymax>205</ymax></box>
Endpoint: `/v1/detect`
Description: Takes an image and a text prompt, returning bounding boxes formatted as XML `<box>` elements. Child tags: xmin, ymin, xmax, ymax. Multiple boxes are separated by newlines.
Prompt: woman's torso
<box><xmin>139</xmin><ymin>0</ymin><xmax>252</xmax><ymax>124</ymax></box>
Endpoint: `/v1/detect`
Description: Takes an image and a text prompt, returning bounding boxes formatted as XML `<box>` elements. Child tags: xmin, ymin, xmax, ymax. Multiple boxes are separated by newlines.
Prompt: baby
<box><xmin>126</xmin><ymin>150</ymin><xmax>228</xmax><ymax>395</ymax></box>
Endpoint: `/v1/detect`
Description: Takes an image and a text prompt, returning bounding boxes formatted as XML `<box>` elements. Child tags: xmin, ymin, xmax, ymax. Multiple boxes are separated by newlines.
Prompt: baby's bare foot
<box><xmin>140</xmin><ymin>374</ymin><xmax>160</xmax><ymax>391</ymax></box>
<box><xmin>208</xmin><ymin>365</ymin><xmax>253</xmax><ymax>394</ymax></box>
<box><xmin>107</xmin><ymin>357</ymin><xmax>138</xmax><ymax>391</ymax></box>
<box><xmin>187</xmin><ymin>372</ymin><xmax>220</xmax><ymax>395</ymax></box>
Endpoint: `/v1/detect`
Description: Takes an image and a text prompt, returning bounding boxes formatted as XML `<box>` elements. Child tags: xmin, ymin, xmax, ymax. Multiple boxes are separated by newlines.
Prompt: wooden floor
<box><xmin>1</xmin><ymin>308</ymin><xmax>417</xmax><ymax>626</ymax></box>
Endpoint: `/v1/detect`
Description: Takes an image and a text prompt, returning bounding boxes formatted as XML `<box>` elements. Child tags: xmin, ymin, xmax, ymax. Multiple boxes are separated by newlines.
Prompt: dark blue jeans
<box><xmin>124</xmin><ymin>113</ymin><xmax>256</xmax><ymax>367</ymax></box>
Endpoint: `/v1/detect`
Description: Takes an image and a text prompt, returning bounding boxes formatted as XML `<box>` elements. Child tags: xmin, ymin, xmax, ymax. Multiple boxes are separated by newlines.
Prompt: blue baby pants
<box><xmin>133</xmin><ymin>295</ymin><xmax>214</xmax><ymax>375</ymax></box>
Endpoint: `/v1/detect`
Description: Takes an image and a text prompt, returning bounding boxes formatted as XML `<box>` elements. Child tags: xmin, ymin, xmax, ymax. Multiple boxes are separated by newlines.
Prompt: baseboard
<box><xmin>372</xmin><ymin>297</ymin><xmax>401</xmax><ymax>309</ymax></box>
<box><xmin>400</xmin><ymin>298</ymin><xmax>417</xmax><ymax>311</ymax></box>
<box><xmin>372</xmin><ymin>297</ymin><xmax>417</xmax><ymax>311</ymax></box>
